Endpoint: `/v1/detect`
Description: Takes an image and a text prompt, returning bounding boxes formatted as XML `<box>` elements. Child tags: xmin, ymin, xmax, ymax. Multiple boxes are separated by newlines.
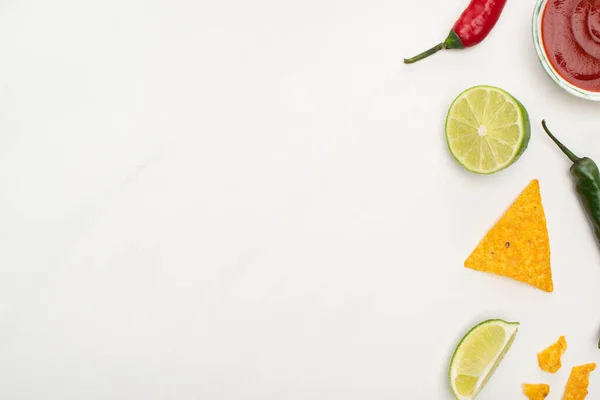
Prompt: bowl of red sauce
<box><xmin>533</xmin><ymin>0</ymin><xmax>600</xmax><ymax>100</ymax></box>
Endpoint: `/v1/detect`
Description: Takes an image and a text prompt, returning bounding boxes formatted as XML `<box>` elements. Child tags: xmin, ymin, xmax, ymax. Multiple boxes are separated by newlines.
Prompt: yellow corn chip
<box><xmin>464</xmin><ymin>179</ymin><xmax>553</xmax><ymax>292</ymax></box>
<box><xmin>537</xmin><ymin>336</ymin><xmax>567</xmax><ymax>373</ymax></box>
<box><xmin>523</xmin><ymin>383</ymin><xmax>550</xmax><ymax>400</ymax></box>
<box><xmin>563</xmin><ymin>363</ymin><xmax>596</xmax><ymax>400</ymax></box>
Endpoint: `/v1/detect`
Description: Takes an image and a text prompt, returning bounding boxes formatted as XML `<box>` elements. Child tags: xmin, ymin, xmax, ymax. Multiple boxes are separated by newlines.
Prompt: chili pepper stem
<box><xmin>541</xmin><ymin>120</ymin><xmax>581</xmax><ymax>163</ymax></box>
<box><xmin>404</xmin><ymin>43</ymin><xmax>445</xmax><ymax>64</ymax></box>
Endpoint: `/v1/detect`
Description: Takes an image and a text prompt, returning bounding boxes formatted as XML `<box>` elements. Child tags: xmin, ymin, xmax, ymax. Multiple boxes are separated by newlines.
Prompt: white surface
<box><xmin>1</xmin><ymin>0</ymin><xmax>600</xmax><ymax>398</ymax></box>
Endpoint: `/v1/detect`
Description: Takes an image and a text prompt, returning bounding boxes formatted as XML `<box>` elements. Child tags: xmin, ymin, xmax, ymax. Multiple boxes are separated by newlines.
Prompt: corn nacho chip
<box><xmin>523</xmin><ymin>383</ymin><xmax>550</xmax><ymax>399</ymax></box>
<box><xmin>563</xmin><ymin>363</ymin><xmax>596</xmax><ymax>400</ymax></box>
<box><xmin>464</xmin><ymin>179</ymin><xmax>553</xmax><ymax>292</ymax></box>
<box><xmin>538</xmin><ymin>336</ymin><xmax>567</xmax><ymax>373</ymax></box>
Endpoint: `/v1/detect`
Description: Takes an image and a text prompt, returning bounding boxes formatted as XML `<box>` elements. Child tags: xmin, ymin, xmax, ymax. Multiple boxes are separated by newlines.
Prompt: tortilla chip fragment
<box><xmin>537</xmin><ymin>336</ymin><xmax>567</xmax><ymax>373</ymax></box>
<box><xmin>563</xmin><ymin>363</ymin><xmax>596</xmax><ymax>400</ymax></box>
<box><xmin>464</xmin><ymin>179</ymin><xmax>554</xmax><ymax>292</ymax></box>
<box><xmin>523</xmin><ymin>383</ymin><xmax>550</xmax><ymax>399</ymax></box>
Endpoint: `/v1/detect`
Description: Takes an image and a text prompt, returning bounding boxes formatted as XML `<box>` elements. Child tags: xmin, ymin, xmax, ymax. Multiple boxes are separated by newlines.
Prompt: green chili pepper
<box><xmin>542</xmin><ymin>120</ymin><xmax>600</xmax><ymax>348</ymax></box>
<box><xmin>542</xmin><ymin>120</ymin><xmax>600</xmax><ymax>244</ymax></box>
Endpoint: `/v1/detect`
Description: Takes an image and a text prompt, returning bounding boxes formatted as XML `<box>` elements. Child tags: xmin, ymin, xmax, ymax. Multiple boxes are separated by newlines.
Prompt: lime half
<box><xmin>449</xmin><ymin>319</ymin><xmax>519</xmax><ymax>400</ymax></box>
<box><xmin>445</xmin><ymin>86</ymin><xmax>530</xmax><ymax>174</ymax></box>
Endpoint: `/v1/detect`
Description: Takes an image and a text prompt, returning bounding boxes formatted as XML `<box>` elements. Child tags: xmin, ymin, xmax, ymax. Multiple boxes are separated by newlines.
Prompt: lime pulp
<box><xmin>445</xmin><ymin>86</ymin><xmax>531</xmax><ymax>175</ymax></box>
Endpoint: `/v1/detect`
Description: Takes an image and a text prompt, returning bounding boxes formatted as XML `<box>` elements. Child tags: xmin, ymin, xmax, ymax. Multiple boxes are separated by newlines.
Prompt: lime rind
<box><xmin>449</xmin><ymin>319</ymin><xmax>520</xmax><ymax>400</ymax></box>
<box><xmin>445</xmin><ymin>85</ymin><xmax>531</xmax><ymax>175</ymax></box>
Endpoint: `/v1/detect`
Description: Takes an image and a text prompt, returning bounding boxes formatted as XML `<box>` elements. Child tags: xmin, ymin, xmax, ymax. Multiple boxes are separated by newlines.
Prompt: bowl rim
<box><xmin>532</xmin><ymin>0</ymin><xmax>600</xmax><ymax>101</ymax></box>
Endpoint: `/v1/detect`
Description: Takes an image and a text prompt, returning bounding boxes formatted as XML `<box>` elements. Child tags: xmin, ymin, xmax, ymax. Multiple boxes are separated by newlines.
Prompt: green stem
<box><xmin>541</xmin><ymin>120</ymin><xmax>580</xmax><ymax>163</ymax></box>
<box><xmin>404</xmin><ymin>43</ymin><xmax>445</xmax><ymax>64</ymax></box>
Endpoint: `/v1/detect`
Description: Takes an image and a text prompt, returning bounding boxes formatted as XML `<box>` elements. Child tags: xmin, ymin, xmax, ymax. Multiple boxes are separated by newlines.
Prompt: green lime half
<box><xmin>449</xmin><ymin>319</ymin><xmax>520</xmax><ymax>400</ymax></box>
<box><xmin>445</xmin><ymin>86</ymin><xmax>531</xmax><ymax>174</ymax></box>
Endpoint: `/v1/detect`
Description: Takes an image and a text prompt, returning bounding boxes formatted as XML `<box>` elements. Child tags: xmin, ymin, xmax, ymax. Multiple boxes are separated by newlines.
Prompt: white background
<box><xmin>1</xmin><ymin>0</ymin><xmax>600</xmax><ymax>398</ymax></box>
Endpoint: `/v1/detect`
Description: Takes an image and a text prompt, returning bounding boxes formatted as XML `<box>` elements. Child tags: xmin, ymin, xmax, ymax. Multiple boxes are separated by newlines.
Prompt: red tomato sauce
<box><xmin>542</xmin><ymin>0</ymin><xmax>600</xmax><ymax>92</ymax></box>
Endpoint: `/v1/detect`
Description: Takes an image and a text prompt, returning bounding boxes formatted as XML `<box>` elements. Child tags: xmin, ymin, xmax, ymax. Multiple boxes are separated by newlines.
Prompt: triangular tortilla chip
<box><xmin>464</xmin><ymin>179</ymin><xmax>553</xmax><ymax>292</ymax></box>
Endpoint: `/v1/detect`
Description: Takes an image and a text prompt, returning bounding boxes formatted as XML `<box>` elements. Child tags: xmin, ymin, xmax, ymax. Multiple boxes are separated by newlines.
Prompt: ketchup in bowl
<box><xmin>533</xmin><ymin>0</ymin><xmax>600</xmax><ymax>99</ymax></box>
<box><xmin>542</xmin><ymin>0</ymin><xmax>600</xmax><ymax>92</ymax></box>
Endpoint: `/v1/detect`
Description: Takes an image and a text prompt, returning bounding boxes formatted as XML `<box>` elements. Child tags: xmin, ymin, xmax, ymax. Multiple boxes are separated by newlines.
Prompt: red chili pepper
<box><xmin>404</xmin><ymin>0</ymin><xmax>508</xmax><ymax>64</ymax></box>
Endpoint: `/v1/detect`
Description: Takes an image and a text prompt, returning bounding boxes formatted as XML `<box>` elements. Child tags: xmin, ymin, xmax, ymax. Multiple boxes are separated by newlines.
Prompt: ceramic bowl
<box><xmin>532</xmin><ymin>0</ymin><xmax>600</xmax><ymax>101</ymax></box>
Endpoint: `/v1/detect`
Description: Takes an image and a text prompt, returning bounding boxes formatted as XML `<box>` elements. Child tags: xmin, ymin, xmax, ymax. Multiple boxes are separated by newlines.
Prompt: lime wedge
<box><xmin>449</xmin><ymin>319</ymin><xmax>519</xmax><ymax>400</ymax></box>
<box><xmin>445</xmin><ymin>86</ymin><xmax>530</xmax><ymax>174</ymax></box>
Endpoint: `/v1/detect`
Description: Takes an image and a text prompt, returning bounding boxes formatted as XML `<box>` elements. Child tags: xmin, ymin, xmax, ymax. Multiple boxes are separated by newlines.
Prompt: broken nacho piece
<box><xmin>464</xmin><ymin>179</ymin><xmax>554</xmax><ymax>292</ymax></box>
<box><xmin>523</xmin><ymin>383</ymin><xmax>550</xmax><ymax>399</ymax></box>
<box><xmin>538</xmin><ymin>336</ymin><xmax>567</xmax><ymax>373</ymax></box>
<box><xmin>563</xmin><ymin>363</ymin><xmax>596</xmax><ymax>400</ymax></box>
